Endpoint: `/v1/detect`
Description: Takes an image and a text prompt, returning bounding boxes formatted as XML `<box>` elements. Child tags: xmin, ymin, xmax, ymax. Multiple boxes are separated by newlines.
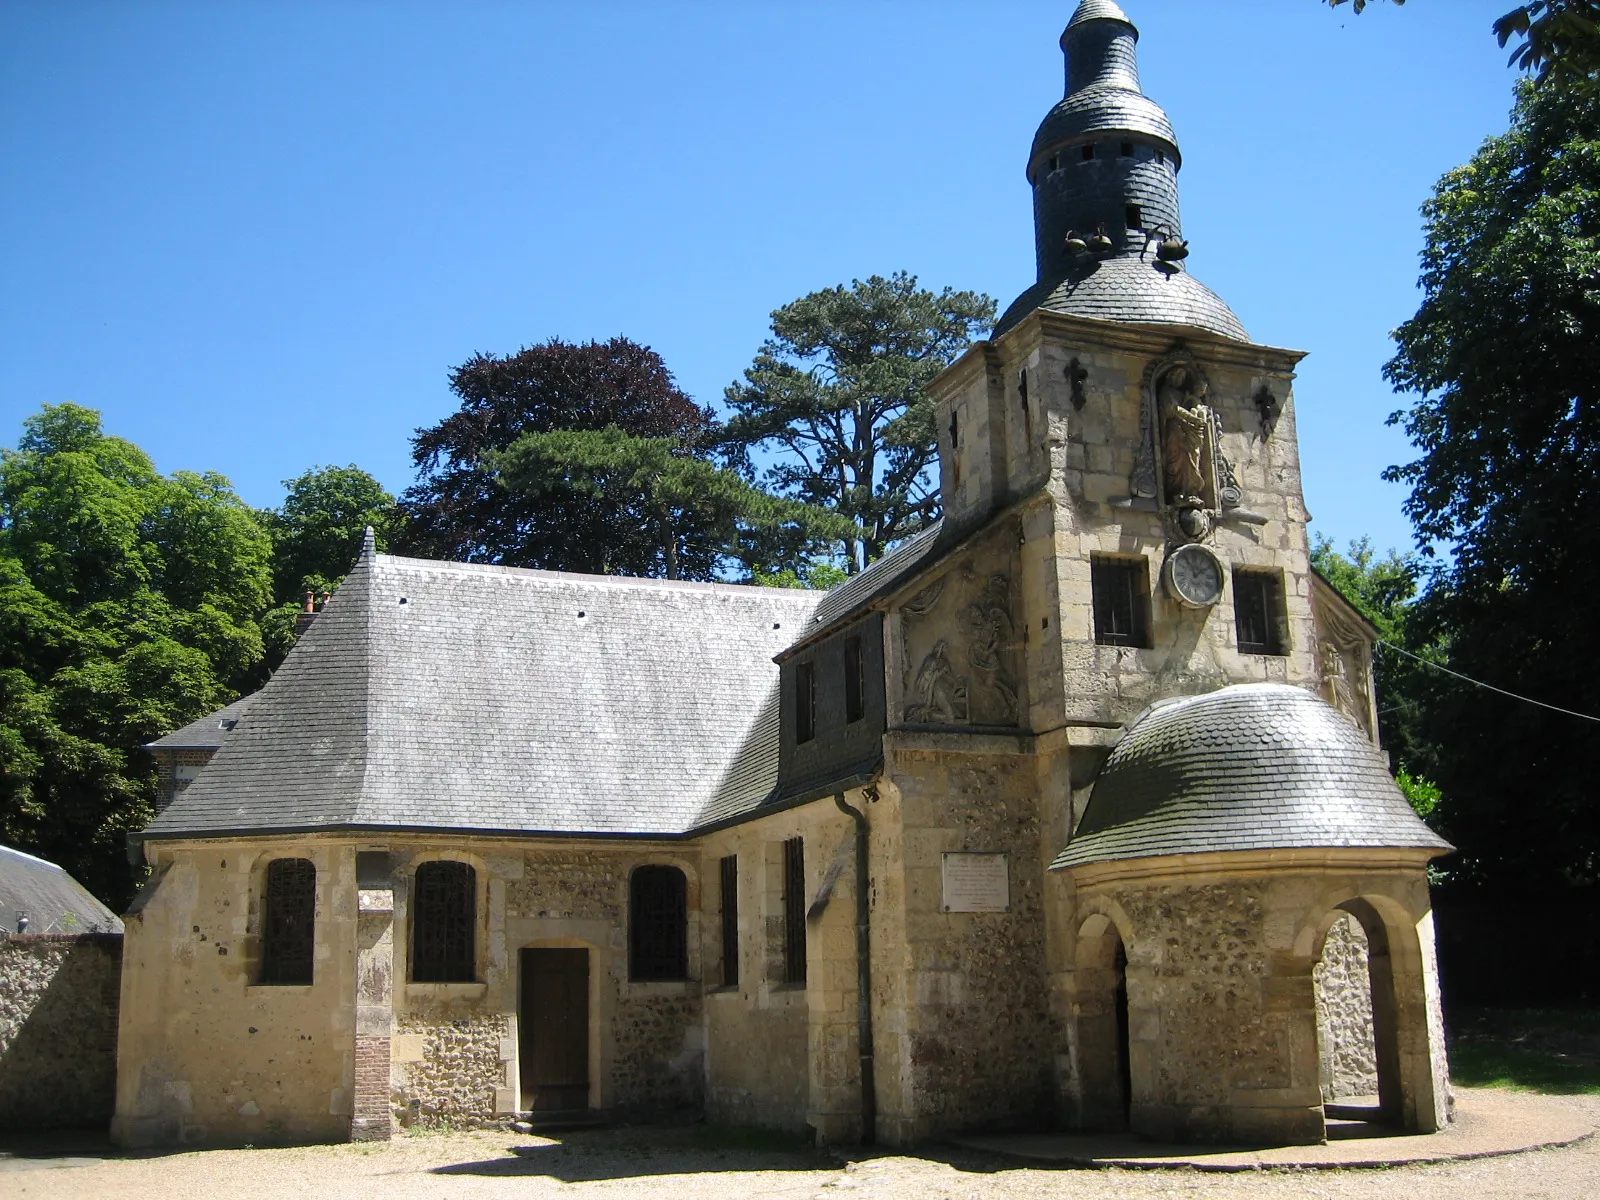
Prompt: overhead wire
<box><xmin>1377</xmin><ymin>639</ymin><xmax>1600</xmax><ymax>724</ymax></box>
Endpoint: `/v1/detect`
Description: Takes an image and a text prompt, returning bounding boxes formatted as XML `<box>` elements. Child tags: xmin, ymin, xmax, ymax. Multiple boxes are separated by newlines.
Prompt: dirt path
<box><xmin>7</xmin><ymin>1092</ymin><xmax>1599</xmax><ymax>1200</ymax></box>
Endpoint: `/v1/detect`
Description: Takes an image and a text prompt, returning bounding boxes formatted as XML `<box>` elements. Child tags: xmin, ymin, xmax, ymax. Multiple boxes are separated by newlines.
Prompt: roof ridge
<box><xmin>0</xmin><ymin>843</ymin><xmax>69</xmax><ymax>871</ymax></box>
<box><xmin>368</xmin><ymin>554</ymin><xmax>820</xmax><ymax>597</ymax></box>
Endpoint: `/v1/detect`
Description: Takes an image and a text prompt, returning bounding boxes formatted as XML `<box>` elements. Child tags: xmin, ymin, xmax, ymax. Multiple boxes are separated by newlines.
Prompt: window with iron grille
<box><xmin>719</xmin><ymin>855</ymin><xmax>739</xmax><ymax>988</ymax></box>
<box><xmin>629</xmin><ymin>865</ymin><xmax>688</xmax><ymax>981</ymax></box>
<box><xmin>411</xmin><ymin>860</ymin><xmax>477</xmax><ymax>982</ymax></box>
<box><xmin>1233</xmin><ymin>567</ymin><xmax>1288</xmax><ymax>656</ymax></box>
<box><xmin>795</xmin><ymin>660</ymin><xmax>816</xmax><ymax>743</ymax></box>
<box><xmin>260</xmin><ymin>858</ymin><xmax>315</xmax><ymax>985</ymax></box>
<box><xmin>782</xmin><ymin>837</ymin><xmax>806</xmax><ymax>985</ymax></box>
<box><xmin>844</xmin><ymin>636</ymin><xmax>865</xmax><ymax>724</ymax></box>
<box><xmin>1092</xmin><ymin>555</ymin><xmax>1151</xmax><ymax>648</ymax></box>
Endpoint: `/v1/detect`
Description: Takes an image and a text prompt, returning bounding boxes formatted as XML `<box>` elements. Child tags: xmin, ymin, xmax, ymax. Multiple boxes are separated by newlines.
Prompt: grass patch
<box><xmin>1448</xmin><ymin>1007</ymin><xmax>1600</xmax><ymax>1095</ymax></box>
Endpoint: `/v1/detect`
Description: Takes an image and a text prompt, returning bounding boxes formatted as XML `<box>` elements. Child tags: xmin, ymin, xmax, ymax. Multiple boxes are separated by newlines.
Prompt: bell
<box><xmin>1157</xmin><ymin>236</ymin><xmax>1190</xmax><ymax>262</ymax></box>
<box><xmin>1087</xmin><ymin>231</ymin><xmax>1114</xmax><ymax>255</ymax></box>
<box><xmin>1064</xmin><ymin>231</ymin><xmax>1088</xmax><ymax>256</ymax></box>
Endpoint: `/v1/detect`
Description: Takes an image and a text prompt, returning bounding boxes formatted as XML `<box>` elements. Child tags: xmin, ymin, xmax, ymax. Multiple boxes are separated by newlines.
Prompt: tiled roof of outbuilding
<box><xmin>0</xmin><ymin>844</ymin><xmax>122</xmax><ymax>934</ymax></box>
<box><xmin>143</xmin><ymin>547</ymin><xmax>822</xmax><ymax>840</ymax></box>
<box><xmin>996</xmin><ymin>256</ymin><xmax>1248</xmax><ymax>341</ymax></box>
<box><xmin>145</xmin><ymin>694</ymin><xmax>256</xmax><ymax>751</ymax></box>
<box><xmin>1052</xmin><ymin>684</ymin><xmax>1452</xmax><ymax>869</ymax></box>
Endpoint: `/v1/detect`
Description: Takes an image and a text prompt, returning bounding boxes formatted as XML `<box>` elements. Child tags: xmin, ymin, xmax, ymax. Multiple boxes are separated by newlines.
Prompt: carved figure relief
<box><xmin>1160</xmin><ymin>366</ymin><xmax>1213</xmax><ymax>507</ymax></box>
<box><xmin>1311</xmin><ymin>577</ymin><xmax>1378</xmax><ymax>742</ymax></box>
<box><xmin>905</xmin><ymin>640</ymin><xmax>969</xmax><ymax>724</ymax></box>
<box><xmin>959</xmin><ymin>573</ymin><xmax>1019</xmax><ymax>724</ymax></box>
<box><xmin>896</xmin><ymin>537</ymin><xmax>1023</xmax><ymax>728</ymax></box>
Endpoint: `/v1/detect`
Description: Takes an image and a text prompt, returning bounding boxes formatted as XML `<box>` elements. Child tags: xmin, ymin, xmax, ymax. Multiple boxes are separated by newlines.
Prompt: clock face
<box><xmin>1166</xmin><ymin>544</ymin><xmax>1224</xmax><ymax>608</ymax></box>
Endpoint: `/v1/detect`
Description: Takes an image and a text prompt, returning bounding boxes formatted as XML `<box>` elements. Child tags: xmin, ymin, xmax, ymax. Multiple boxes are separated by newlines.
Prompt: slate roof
<box><xmin>1052</xmin><ymin>684</ymin><xmax>1452</xmax><ymax>869</ymax></box>
<box><xmin>1030</xmin><ymin>90</ymin><xmax>1177</xmax><ymax>166</ymax></box>
<box><xmin>805</xmin><ymin>521</ymin><xmax>945</xmax><ymax>634</ymax></box>
<box><xmin>143</xmin><ymin>546</ymin><xmax>822</xmax><ymax>840</ymax></box>
<box><xmin>145</xmin><ymin>694</ymin><xmax>256</xmax><ymax>751</ymax></box>
<box><xmin>0</xmin><ymin>844</ymin><xmax>123</xmax><ymax>934</ymax></box>
<box><xmin>1067</xmin><ymin>0</ymin><xmax>1134</xmax><ymax>30</ymax></box>
<box><xmin>996</xmin><ymin>256</ymin><xmax>1248</xmax><ymax>341</ymax></box>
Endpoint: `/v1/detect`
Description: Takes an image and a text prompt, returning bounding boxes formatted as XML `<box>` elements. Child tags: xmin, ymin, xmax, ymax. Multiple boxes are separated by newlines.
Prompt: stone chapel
<box><xmin>114</xmin><ymin>1</ymin><xmax>1453</xmax><ymax>1150</ymax></box>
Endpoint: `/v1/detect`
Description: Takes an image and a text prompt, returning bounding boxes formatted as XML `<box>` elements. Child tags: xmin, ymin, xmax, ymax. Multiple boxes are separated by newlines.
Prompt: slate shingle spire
<box><xmin>1030</xmin><ymin>0</ymin><xmax>1180</xmax><ymax>277</ymax></box>
<box><xmin>993</xmin><ymin>2</ymin><xmax>1247</xmax><ymax>341</ymax></box>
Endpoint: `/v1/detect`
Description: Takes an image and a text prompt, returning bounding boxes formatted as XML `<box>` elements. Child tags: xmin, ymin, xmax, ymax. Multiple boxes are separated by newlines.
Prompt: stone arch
<box><xmin>1296</xmin><ymin>887</ymin><xmax>1448</xmax><ymax>1134</ymax></box>
<box><xmin>1071</xmin><ymin>905</ymin><xmax>1136</xmax><ymax>1131</ymax></box>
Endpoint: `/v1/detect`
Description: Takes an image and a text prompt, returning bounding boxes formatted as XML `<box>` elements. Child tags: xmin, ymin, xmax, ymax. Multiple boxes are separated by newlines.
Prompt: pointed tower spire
<box><xmin>361</xmin><ymin>525</ymin><xmax>377</xmax><ymax>559</ymax></box>
<box><xmin>994</xmin><ymin>2</ymin><xmax>1247</xmax><ymax>341</ymax></box>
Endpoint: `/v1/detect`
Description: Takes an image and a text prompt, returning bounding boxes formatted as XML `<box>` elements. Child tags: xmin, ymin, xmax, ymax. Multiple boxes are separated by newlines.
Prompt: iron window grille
<box><xmin>844</xmin><ymin>636</ymin><xmax>865</xmax><ymax>724</ymax></box>
<box><xmin>719</xmin><ymin>855</ymin><xmax>739</xmax><ymax>988</ymax></box>
<box><xmin>260</xmin><ymin>858</ymin><xmax>316</xmax><ymax>985</ymax></box>
<box><xmin>1233</xmin><ymin>568</ymin><xmax>1289</xmax><ymax>656</ymax></box>
<box><xmin>795</xmin><ymin>660</ymin><xmax>816</xmax><ymax>744</ymax></box>
<box><xmin>629</xmin><ymin>865</ymin><xmax>688</xmax><ymax>981</ymax></box>
<box><xmin>411</xmin><ymin>860</ymin><xmax>477</xmax><ymax>983</ymax></box>
<box><xmin>1092</xmin><ymin>555</ymin><xmax>1151</xmax><ymax>648</ymax></box>
<box><xmin>782</xmin><ymin>837</ymin><xmax>807</xmax><ymax>985</ymax></box>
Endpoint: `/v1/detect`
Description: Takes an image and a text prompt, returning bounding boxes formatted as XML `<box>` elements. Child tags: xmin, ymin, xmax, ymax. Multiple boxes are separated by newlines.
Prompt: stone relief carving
<box><xmin>897</xmin><ymin>542</ymin><xmax>1022</xmax><ymax>728</ymax></box>
<box><xmin>1312</xmin><ymin>580</ymin><xmax>1377</xmax><ymax>741</ymax></box>
<box><xmin>959</xmin><ymin>573</ymin><xmax>1019</xmax><ymax>724</ymax></box>
<box><xmin>905</xmin><ymin>639</ymin><xmax>969</xmax><ymax>724</ymax></box>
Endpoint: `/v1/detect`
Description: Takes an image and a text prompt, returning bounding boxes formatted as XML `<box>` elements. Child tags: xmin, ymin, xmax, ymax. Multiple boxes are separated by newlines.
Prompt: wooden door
<box><xmin>519</xmin><ymin>947</ymin><xmax>590</xmax><ymax>1112</ymax></box>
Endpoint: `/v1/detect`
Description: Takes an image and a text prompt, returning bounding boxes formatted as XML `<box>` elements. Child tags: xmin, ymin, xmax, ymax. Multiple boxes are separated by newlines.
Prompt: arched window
<box><xmin>261</xmin><ymin>858</ymin><xmax>316</xmax><ymax>985</ymax></box>
<box><xmin>629</xmin><ymin>865</ymin><xmax>688</xmax><ymax>981</ymax></box>
<box><xmin>412</xmin><ymin>860</ymin><xmax>476</xmax><ymax>982</ymax></box>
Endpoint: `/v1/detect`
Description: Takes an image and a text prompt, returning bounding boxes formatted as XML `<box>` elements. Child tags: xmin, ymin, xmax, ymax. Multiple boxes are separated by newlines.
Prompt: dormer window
<box><xmin>844</xmin><ymin>636</ymin><xmax>865</xmax><ymax>724</ymax></box>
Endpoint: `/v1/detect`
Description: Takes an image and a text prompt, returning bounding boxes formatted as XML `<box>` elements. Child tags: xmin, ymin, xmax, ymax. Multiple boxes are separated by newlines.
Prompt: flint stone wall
<box><xmin>1314</xmin><ymin>912</ymin><xmax>1378</xmax><ymax>1101</ymax></box>
<box><xmin>0</xmin><ymin>933</ymin><xmax>122</xmax><ymax>1128</ymax></box>
<box><xmin>394</xmin><ymin>1012</ymin><xmax>509</xmax><ymax>1128</ymax></box>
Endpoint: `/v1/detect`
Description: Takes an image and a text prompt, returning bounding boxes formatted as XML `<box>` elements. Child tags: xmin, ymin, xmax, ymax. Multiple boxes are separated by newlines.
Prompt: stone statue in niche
<box><xmin>906</xmin><ymin>640</ymin><xmax>969</xmax><ymax>724</ymax></box>
<box><xmin>1128</xmin><ymin>349</ymin><xmax>1249</xmax><ymax>542</ymax></box>
<box><xmin>959</xmin><ymin>573</ymin><xmax>1019</xmax><ymax>724</ymax></box>
<box><xmin>1319</xmin><ymin>639</ymin><xmax>1373</xmax><ymax>739</ymax></box>
<box><xmin>1160</xmin><ymin>365</ymin><xmax>1213</xmax><ymax>508</ymax></box>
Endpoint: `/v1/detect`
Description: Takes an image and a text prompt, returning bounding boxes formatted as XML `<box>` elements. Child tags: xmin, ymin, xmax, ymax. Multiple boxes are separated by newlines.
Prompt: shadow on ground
<box><xmin>430</xmin><ymin>1125</ymin><xmax>837</xmax><ymax>1182</ymax></box>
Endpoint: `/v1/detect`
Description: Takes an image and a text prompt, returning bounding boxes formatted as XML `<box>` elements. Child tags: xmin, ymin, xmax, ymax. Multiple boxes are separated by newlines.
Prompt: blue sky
<box><xmin>1</xmin><ymin>0</ymin><xmax>1519</xmax><ymax>558</ymax></box>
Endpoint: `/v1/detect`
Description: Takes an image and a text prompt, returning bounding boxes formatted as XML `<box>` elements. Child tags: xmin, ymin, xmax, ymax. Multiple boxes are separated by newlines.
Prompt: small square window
<box><xmin>1120</xmin><ymin>141</ymin><xmax>1134</xmax><ymax>157</ymax></box>
<box><xmin>1233</xmin><ymin>568</ymin><xmax>1289</xmax><ymax>656</ymax></box>
<box><xmin>1125</xmin><ymin>204</ymin><xmax>1142</xmax><ymax>230</ymax></box>
<box><xmin>795</xmin><ymin>660</ymin><xmax>816</xmax><ymax>744</ymax></box>
<box><xmin>1092</xmin><ymin>556</ymin><xmax>1151</xmax><ymax>649</ymax></box>
<box><xmin>1081</xmin><ymin>143</ymin><xmax>1097</xmax><ymax>162</ymax></box>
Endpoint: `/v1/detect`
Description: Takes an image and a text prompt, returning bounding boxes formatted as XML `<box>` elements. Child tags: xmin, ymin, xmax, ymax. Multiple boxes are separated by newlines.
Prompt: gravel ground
<box><xmin>6</xmin><ymin>1092</ymin><xmax>1599</xmax><ymax>1200</ymax></box>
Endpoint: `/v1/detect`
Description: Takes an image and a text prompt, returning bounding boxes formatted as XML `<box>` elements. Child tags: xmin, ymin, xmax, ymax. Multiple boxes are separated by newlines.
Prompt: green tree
<box><xmin>722</xmin><ymin>273</ymin><xmax>995</xmax><ymax>573</ymax></box>
<box><xmin>490</xmin><ymin>427</ymin><xmax>848</xmax><ymax>581</ymax></box>
<box><xmin>398</xmin><ymin>337</ymin><xmax>716</xmax><ymax>567</ymax></box>
<box><xmin>0</xmin><ymin>404</ymin><xmax>273</xmax><ymax>905</ymax></box>
<box><xmin>259</xmin><ymin>465</ymin><xmax>400</xmax><ymax>666</ymax></box>
<box><xmin>1383</xmin><ymin>78</ymin><xmax>1600</xmax><ymax>888</ymax></box>
<box><xmin>1326</xmin><ymin>1</ymin><xmax>1600</xmax><ymax>80</ymax></box>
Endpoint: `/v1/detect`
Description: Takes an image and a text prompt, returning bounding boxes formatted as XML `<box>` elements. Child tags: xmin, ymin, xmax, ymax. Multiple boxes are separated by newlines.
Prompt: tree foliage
<box><xmin>398</xmin><ymin>337</ymin><xmax>716</xmax><ymax>567</ymax></box>
<box><xmin>722</xmin><ymin>273</ymin><xmax>995</xmax><ymax>573</ymax></box>
<box><xmin>490</xmin><ymin>426</ymin><xmax>848</xmax><ymax>581</ymax></box>
<box><xmin>0</xmin><ymin>404</ymin><xmax>273</xmax><ymax>906</ymax></box>
<box><xmin>1326</xmin><ymin>0</ymin><xmax>1600</xmax><ymax>80</ymax></box>
<box><xmin>1384</xmin><ymin>78</ymin><xmax>1600</xmax><ymax>888</ymax></box>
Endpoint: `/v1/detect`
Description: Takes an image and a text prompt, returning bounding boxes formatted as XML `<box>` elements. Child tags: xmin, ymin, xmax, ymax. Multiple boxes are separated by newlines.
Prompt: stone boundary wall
<box><xmin>0</xmin><ymin>933</ymin><xmax>122</xmax><ymax>1128</ymax></box>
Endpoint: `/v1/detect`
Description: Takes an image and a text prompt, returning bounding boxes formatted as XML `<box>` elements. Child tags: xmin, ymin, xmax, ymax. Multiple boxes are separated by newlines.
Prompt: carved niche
<box><xmin>1131</xmin><ymin>347</ymin><xmax>1244</xmax><ymax>543</ymax></box>
<box><xmin>1311</xmin><ymin>576</ymin><xmax>1378</xmax><ymax>742</ymax></box>
<box><xmin>898</xmin><ymin>539</ymin><xmax>1023</xmax><ymax>729</ymax></box>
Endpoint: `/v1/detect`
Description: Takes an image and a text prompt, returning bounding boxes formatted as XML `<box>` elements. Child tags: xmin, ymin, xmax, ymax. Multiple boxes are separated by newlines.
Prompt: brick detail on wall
<box><xmin>351</xmin><ymin>1034</ymin><xmax>392</xmax><ymax>1141</ymax></box>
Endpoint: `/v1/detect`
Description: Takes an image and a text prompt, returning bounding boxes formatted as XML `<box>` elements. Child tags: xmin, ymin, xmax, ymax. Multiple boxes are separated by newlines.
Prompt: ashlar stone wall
<box><xmin>0</xmin><ymin>933</ymin><xmax>122</xmax><ymax>1128</ymax></box>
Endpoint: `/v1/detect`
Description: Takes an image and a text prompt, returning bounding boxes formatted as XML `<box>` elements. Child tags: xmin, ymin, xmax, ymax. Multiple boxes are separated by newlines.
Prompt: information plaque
<box><xmin>940</xmin><ymin>852</ymin><xmax>1010</xmax><ymax>913</ymax></box>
